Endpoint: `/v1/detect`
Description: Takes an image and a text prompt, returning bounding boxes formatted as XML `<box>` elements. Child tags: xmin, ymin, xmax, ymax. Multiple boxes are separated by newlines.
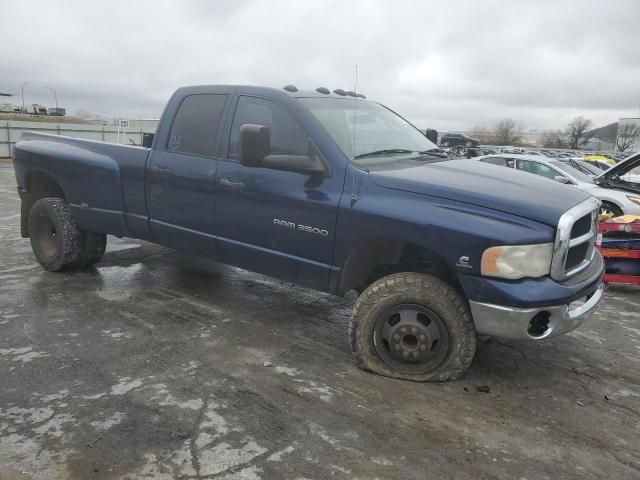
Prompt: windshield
<box><xmin>576</xmin><ymin>160</ymin><xmax>602</xmax><ymax>176</ymax></box>
<box><xmin>551</xmin><ymin>160</ymin><xmax>594</xmax><ymax>183</ymax></box>
<box><xmin>298</xmin><ymin>97</ymin><xmax>438</xmax><ymax>167</ymax></box>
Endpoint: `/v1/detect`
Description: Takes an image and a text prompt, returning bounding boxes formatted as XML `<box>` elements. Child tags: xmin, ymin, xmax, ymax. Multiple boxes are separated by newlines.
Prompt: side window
<box><xmin>517</xmin><ymin>160</ymin><xmax>559</xmax><ymax>180</ymax></box>
<box><xmin>228</xmin><ymin>96</ymin><xmax>308</xmax><ymax>160</ymax></box>
<box><xmin>167</xmin><ymin>94</ymin><xmax>228</xmax><ymax>157</ymax></box>
<box><xmin>481</xmin><ymin>157</ymin><xmax>507</xmax><ymax>166</ymax></box>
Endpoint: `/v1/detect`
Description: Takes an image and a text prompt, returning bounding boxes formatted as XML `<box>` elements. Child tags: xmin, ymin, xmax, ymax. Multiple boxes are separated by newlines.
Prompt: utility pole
<box><xmin>21</xmin><ymin>81</ymin><xmax>33</xmax><ymax>114</ymax></box>
<box><xmin>46</xmin><ymin>86</ymin><xmax>58</xmax><ymax>109</ymax></box>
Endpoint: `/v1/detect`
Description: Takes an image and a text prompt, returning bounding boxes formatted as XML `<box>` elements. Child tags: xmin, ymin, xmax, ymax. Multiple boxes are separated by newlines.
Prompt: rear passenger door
<box><xmin>146</xmin><ymin>91</ymin><xmax>231</xmax><ymax>256</ymax></box>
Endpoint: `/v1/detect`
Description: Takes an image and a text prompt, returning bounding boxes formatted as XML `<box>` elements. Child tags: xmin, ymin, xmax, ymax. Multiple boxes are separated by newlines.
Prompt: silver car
<box><xmin>476</xmin><ymin>154</ymin><xmax>640</xmax><ymax>217</ymax></box>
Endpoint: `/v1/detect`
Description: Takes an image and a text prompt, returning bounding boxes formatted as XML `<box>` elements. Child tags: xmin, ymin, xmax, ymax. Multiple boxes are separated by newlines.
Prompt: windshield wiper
<box><xmin>417</xmin><ymin>149</ymin><xmax>448</xmax><ymax>158</ymax></box>
<box><xmin>353</xmin><ymin>149</ymin><xmax>415</xmax><ymax>159</ymax></box>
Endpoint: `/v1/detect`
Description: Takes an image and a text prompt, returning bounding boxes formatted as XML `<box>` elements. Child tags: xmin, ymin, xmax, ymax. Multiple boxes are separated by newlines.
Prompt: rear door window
<box><xmin>517</xmin><ymin>159</ymin><xmax>559</xmax><ymax>180</ymax></box>
<box><xmin>167</xmin><ymin>94</ymin><xmax>228</xmax><ymax>157</ymax></box>
<box><xmin>481</xmin><ymin>157</ymin><xmax>507</xmax><ymax>166</ymax></box>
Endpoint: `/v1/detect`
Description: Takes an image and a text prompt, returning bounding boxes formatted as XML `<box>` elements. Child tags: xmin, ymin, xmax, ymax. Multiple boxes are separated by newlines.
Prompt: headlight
<box><xmin>481</xmin><ymin>243</ymin><xmax>553</xmax><ymax>280</ymax></box>
<box><xmin>627</xmin><ymin>195</ymin><xmax>640</xmax><ymax>206</ymax></box>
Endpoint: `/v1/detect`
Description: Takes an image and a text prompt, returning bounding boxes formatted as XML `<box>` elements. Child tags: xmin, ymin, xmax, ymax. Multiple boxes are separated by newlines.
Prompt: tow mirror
<box><xmin>239</xmin><ymin>123</ymin><xmax>327</xmax><ymax>176</ymax></box>
<box><xmin>239</xmin><ymin>124</ymin><xmax>271</xmax><ymax>167</ymax></box>
<box><xmin>554</xmin><ymin>175</ymin><xmax>572</xmax><ymax>184</ymax></box>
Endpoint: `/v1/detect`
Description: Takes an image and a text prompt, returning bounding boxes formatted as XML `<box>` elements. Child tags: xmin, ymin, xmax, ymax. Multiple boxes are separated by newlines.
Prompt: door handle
<box><xmin>150</xmin><ymin>165</ymin><xmax>173</xmax><ymax>175</ymax></box>
<box><xmin>219</xmin><ymin>178</ymin><xmax>245</xmax><ymax>189</ymax></box>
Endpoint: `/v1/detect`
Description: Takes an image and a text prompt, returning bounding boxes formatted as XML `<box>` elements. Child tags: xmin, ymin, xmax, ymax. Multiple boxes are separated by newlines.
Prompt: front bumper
<box><xmin>469</xmin><ymin>282</ymin><xmax>604</xmax><ymax>340</ymax></box>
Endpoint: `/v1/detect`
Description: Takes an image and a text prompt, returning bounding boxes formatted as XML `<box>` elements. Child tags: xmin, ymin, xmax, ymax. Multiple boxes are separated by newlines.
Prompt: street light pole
<box><xmin>46</xmin><ymin>86</ymin><xmax>58</xmax><ymax>110</ymax></box>
<box><xmin>21</xmin><ymin>81</ymin><xmax>33</xmax><ymax>114</ymax></box>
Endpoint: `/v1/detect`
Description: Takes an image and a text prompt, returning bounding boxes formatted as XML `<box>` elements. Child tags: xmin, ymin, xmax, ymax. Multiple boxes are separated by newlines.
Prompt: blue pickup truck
<box><xmin>12</xmin><ymin>85</ymin><xmax>605</xmax><ymax>381</ymax></box>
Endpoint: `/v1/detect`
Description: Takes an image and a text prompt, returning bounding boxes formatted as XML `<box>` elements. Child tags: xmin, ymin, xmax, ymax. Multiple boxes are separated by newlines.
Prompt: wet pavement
<box><xmin>0</xmin><ymin>163</ymin><xmax>639</xmax><ymax>480</ymax></box>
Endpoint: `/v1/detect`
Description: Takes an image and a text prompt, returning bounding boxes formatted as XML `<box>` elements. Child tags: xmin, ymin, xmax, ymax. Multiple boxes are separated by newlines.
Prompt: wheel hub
<box><xmin>374</xmin><ymin>303</ymin><xmax>449</xmax><ymax>374</ymax></box>
<box><xmin>389</xmin><ymin>324</ymin><xmax>431</xmax><ymax>362</ymax></box>
<box><xmin>35</xmin><ymin>214</ymin><xmax>58</xmax><ymax>258</ymax></box>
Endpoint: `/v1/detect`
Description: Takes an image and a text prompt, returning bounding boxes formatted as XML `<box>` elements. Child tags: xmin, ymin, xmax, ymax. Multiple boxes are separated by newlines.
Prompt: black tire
<box><xmin>78</xmin><ymin>232</ymin><xmax>107</xmax><ymax>266</ymax></box>
<box><xmin>28</xmin><ymin>197</ymin><xmax>83</xmax><ymax>271</ymax></box>
<box><xmin>349</xmin><ymin>272</ymin><xmax>476</xmax><ymax>382</ymax></box>
<box><xmin>600</xmin><ymin>201</ymin><xmax>623</xmax><ymax>218</ymax></box>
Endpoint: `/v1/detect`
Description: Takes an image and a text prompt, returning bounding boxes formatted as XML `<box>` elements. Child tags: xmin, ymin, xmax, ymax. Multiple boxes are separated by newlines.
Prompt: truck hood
<box><xmin>594</xmin><ymin>152</ymin><xmax>640</xmax><ymax>194</ymax></box>
<box><xmin>369</xmin><ymin>159</ymin><xmax>591</xmax><ymax>226</ymax></box>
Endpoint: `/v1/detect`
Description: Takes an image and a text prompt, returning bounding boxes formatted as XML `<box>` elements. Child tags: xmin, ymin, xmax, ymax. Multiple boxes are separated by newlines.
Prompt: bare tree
<box><xmin>565</xmin><ymin>116</ymin><xmax>593</xmax><ymax>149</ymax></box>
<box><xmin>470</xmin><ymin>125</ymin><xmax>492</xmax><ymax>144</ymax></box>
<box><xmin>541</xmin><ymin>129</ymin><xmax>565</xmax><ymax>149</ymax></box>
<box><xmin>493</xmin><ymin>118</ymin><xmax>521</xmax><ymax>146</ymax></box>
<box><xmin>616</xmin><ymin>123</ymin><xmax>640</xmax><ymax>152</ymax></box>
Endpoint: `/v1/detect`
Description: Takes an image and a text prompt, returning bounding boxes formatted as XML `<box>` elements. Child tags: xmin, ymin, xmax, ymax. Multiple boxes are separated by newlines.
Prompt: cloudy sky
<box><xmin>2</xmin><ymin>0</ymin><xmax>639</xmax><ymax>131</ymax></box>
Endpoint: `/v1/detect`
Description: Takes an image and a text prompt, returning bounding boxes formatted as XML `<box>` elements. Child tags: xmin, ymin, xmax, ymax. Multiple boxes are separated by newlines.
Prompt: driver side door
<box><xmin>214</xmin><ymin>95</ymin><xmax>345</xmax><ymax>291</ymax></box>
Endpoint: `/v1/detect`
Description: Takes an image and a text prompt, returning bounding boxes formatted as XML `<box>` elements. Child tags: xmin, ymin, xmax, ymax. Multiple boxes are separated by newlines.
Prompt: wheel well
<box><xmin>338</xmin><ymin>241</ymin><xmax>459</xmax><ymax>295</ymax></box>
<box><xmin>20</xmin><ymin>172</ymin><xmax>65</xmax><ymax>238</ymax></box>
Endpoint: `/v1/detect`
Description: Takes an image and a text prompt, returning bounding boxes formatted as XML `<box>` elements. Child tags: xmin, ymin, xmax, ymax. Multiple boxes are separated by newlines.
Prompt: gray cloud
<box><xmin>1</xmin><ymin>0</ymin><xmax>639</xmax><ymax>130</ymax></box>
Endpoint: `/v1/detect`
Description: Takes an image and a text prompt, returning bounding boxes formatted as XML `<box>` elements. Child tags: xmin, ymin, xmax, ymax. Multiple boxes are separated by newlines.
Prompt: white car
<box><xmin>476</xmin><ymin>154</ymin><xmax>640</xmax><ymax>217</ymax></box>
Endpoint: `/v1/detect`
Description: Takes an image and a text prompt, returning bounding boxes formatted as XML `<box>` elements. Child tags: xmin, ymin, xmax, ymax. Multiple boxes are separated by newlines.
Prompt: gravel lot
<box><xmin>0</xmin><ymin>163</ymin><xmax>639</xmax><ymax>480</ymax></box>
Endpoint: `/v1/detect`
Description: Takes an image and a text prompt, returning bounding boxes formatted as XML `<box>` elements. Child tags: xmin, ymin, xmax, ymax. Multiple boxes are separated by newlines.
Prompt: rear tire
<box><xmin>348</xmin><ymin>272</ymin><xmax>476</xmax><ymax>382</ymax></box>
<box><xmin>78</xmin><ymin>232</ymin><xmax>107</xmax><ymax>266</ymax></box>
<box><xmin>28</xmin><ymin>197</ymin><xmax>82</xmax><ymax>271</ymax></box>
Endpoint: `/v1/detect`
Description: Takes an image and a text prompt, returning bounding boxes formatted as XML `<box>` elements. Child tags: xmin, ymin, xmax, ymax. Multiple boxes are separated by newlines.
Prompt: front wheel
<box><xmin>348</xmin><ymin>272</ymin><xmax>476</xmax><ymax>381</ymax></box>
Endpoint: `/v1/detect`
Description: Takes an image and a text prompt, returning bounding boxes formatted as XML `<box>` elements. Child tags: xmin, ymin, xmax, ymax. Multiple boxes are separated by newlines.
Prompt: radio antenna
<box><xmin>354</xmin><ymin>64</ymin><xmax>358</xmax><ymax>93</ymax></box>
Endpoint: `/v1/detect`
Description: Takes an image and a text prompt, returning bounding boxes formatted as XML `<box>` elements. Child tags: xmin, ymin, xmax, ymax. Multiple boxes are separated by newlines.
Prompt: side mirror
<box><xmin>554</xmin><ymin>175</ymin><xmax>572</xmax><ymax>184</ymax></box>
<box><xmin>239</xmin><ymin>123</ymin><xmax>327</xmax><ymax>176</ymax></box>
<box><xmin>239</xmin><ymin>124</ymin><xmax>270</xmax><ymax>167</ymax></box>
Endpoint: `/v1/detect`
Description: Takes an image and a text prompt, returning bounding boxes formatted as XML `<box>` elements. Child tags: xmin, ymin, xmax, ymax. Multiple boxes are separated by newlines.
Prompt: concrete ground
<box><xmin>0</xmin><ymin>163</ymin><xmax>639</xmax><ymax>480</ymax></box>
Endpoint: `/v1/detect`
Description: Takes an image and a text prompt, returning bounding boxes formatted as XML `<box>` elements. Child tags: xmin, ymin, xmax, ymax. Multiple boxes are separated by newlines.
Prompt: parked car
<box><xmin>582</xmin><ymin>157</ymin><xmax>612</xmax><ymax>171</ymax></box>
<box><xmin>595</xmin><ymin>154</ymin><xmax>640</xmax><ymax>195</ymax></box>
<box><xmin>583</xmin><ymin>154</ymin><xmax>616</xmax><ymax>166</ymax></box>
<box><xmin>440</xmin><ymin>132</ymin><xmax>479</xmax><ymax>147</ymax></box>
<box><xmin>477</xmin><ymin>154</ymin><xmax>640</xmax><ymax>217</ymax></box>
<box><xmin>13</xmin><ymin>84</ymin><xmax>605</xmax><ymax>382</ymax></box>
<box><xmin>556</xmin><ymin>159</ymin><xmax>602</xmax><ymax>176</ymax></box>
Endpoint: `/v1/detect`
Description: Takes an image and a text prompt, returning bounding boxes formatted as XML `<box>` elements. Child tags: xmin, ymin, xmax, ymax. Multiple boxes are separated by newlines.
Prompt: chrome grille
<box><xmin>550</xmin><ymin>197</ymin><xmax>600</xmax><ymax>281</ymax></box>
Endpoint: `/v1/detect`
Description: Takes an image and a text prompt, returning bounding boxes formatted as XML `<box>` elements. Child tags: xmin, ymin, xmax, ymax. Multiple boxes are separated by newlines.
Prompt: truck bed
<box><xmin>13</xmin><ymin>131</ymin><xmax>151</xmax><ymax>238</ymax></box>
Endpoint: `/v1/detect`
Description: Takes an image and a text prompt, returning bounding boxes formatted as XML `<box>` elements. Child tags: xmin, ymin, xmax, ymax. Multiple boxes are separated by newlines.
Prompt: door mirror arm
<box><xmin>262</xmin><ymin>154</ymin><xmax>327</xmax><ymax>176</ymax></box>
